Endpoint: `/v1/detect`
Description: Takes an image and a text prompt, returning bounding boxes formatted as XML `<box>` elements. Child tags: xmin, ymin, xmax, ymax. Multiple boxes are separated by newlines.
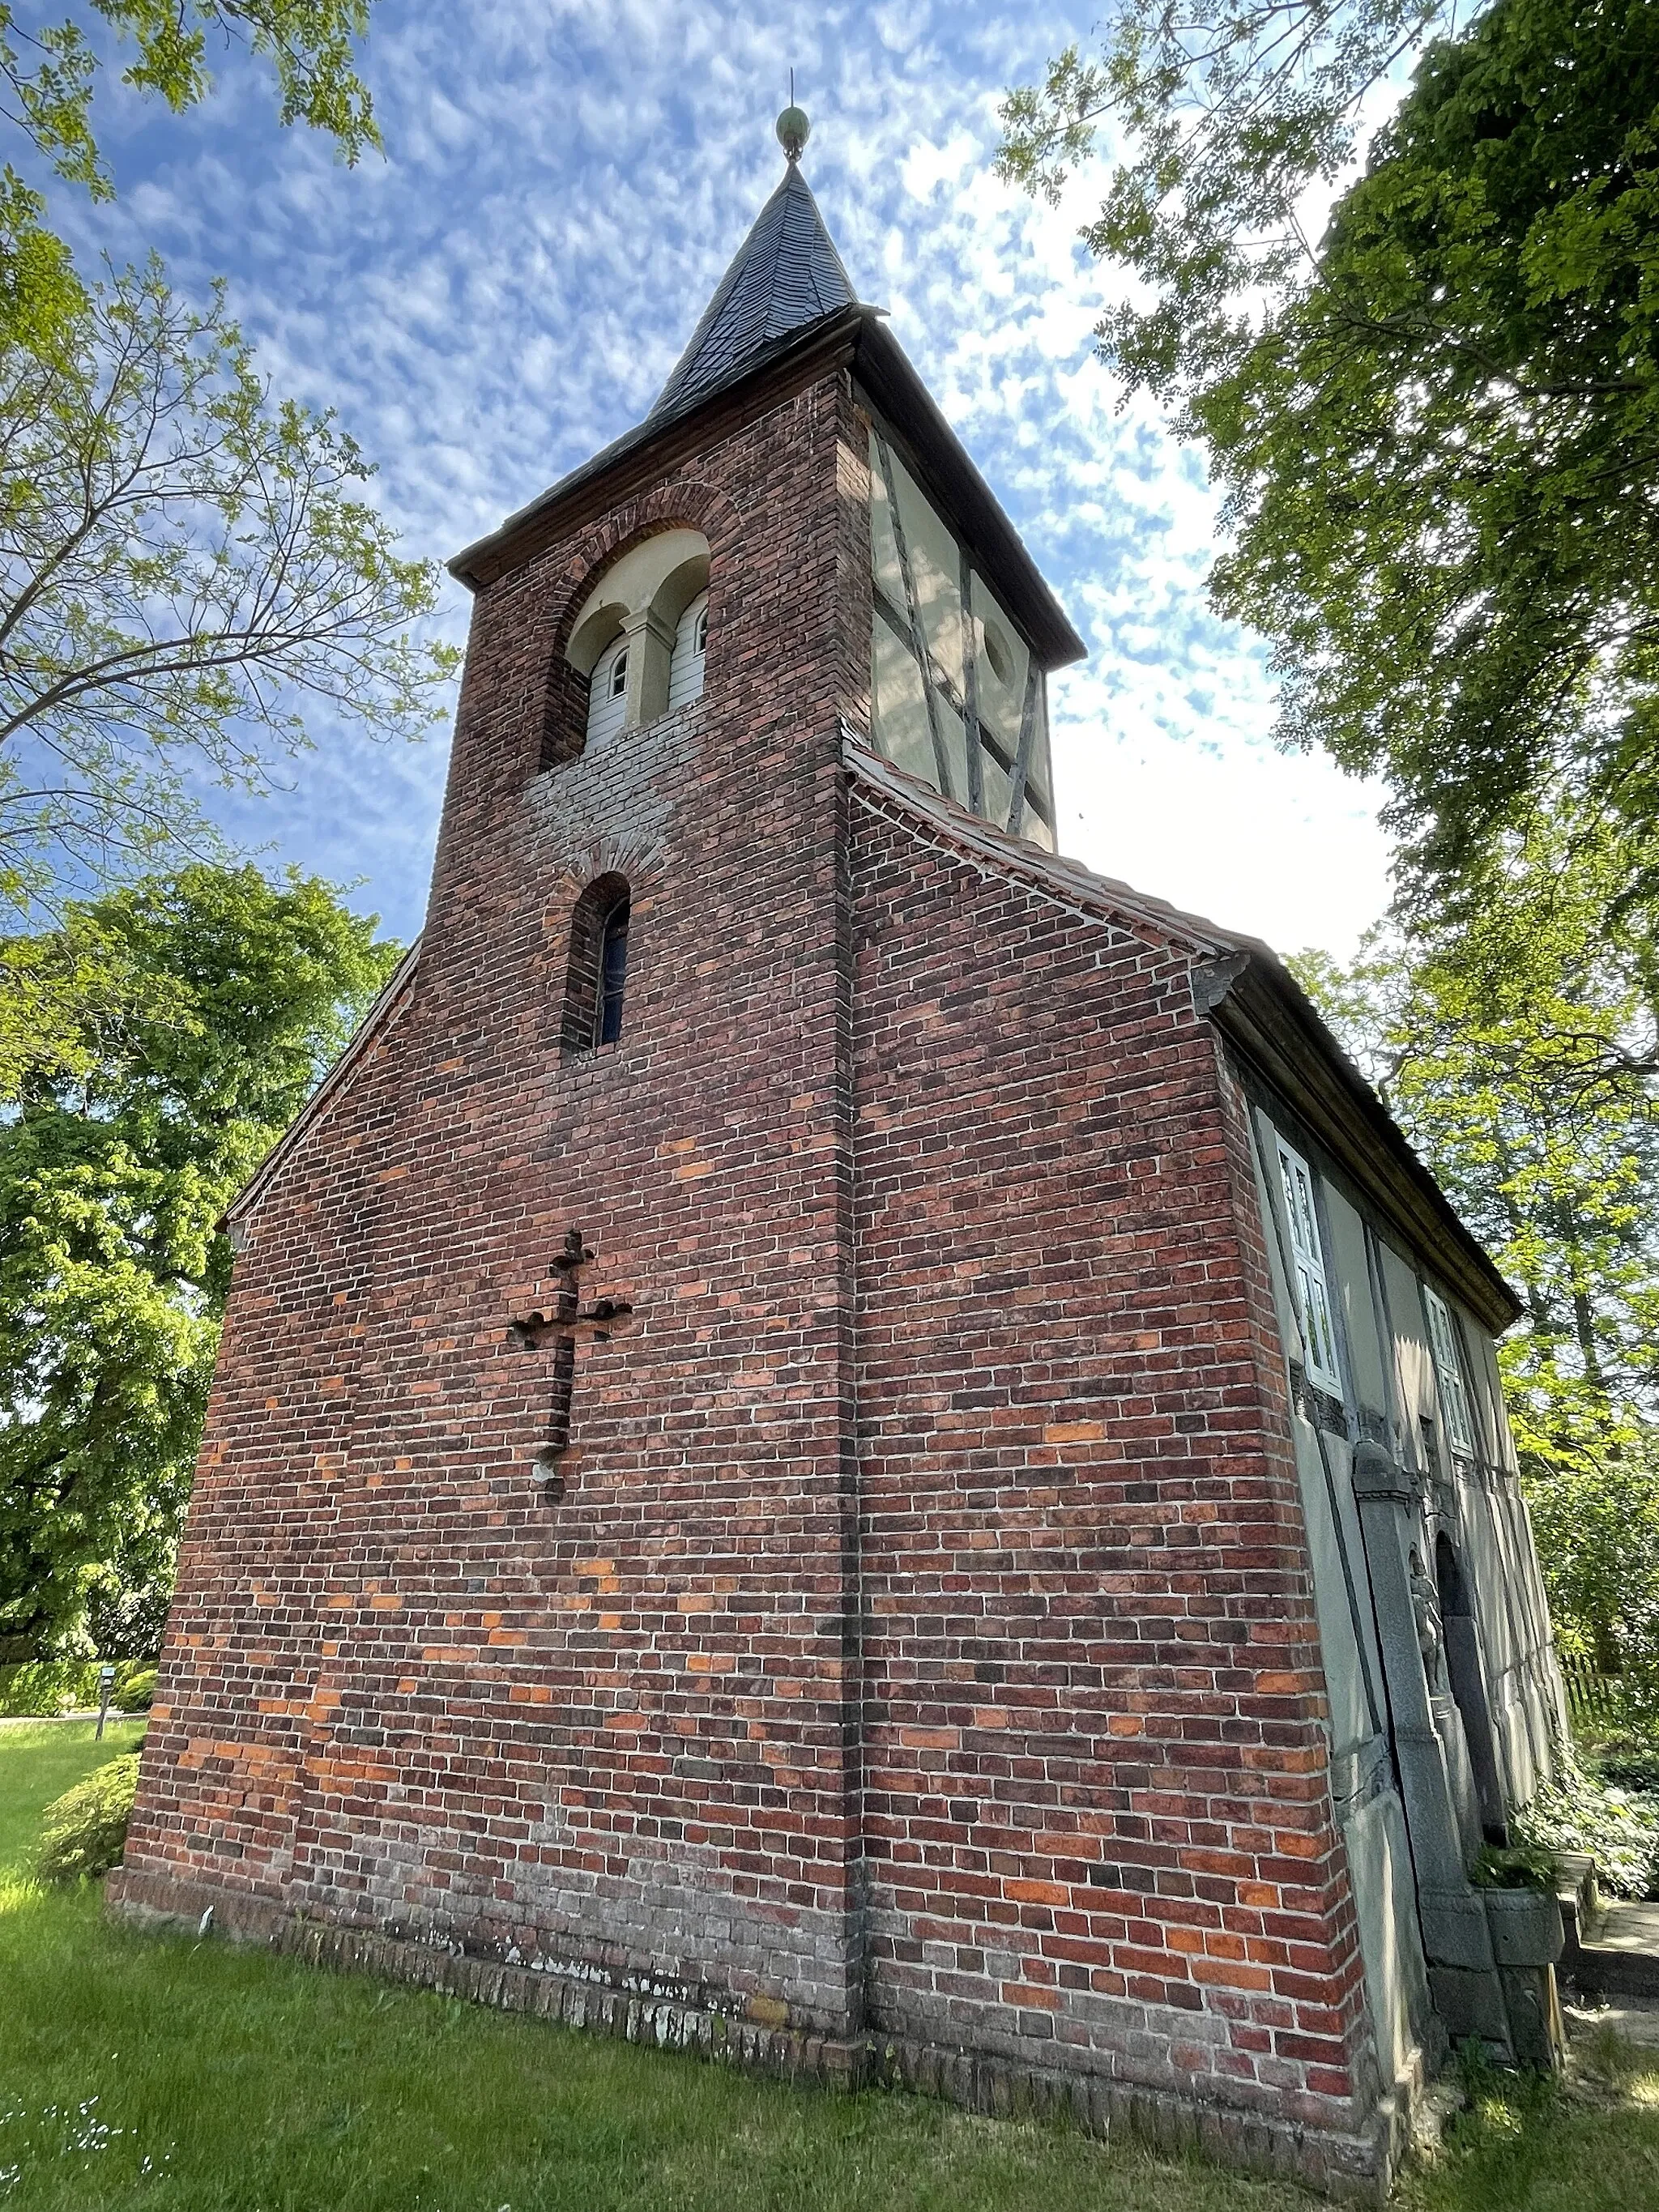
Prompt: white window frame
<box><xmin>1274</xmin><ymin>1136</ymin><xmax>1344</xmax><ymax>1396</ymax></box>
<box><xmin>667</xmin><ymin>591</ymin><xmax>708</xmax><ymax>712</ymax></box>
<box><xmin>1422</xmin><ymin>1285</ymin><xmax>1478</xmax><ymax>1460</ymax></box>
<box><xmin>584</xmin><ymin>637</ymin><xmax>629</xmax><ymax>749</ymax></box>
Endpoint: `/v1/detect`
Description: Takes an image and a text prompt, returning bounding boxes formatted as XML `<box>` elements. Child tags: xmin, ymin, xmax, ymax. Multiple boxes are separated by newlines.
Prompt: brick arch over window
<box><xmin>539</xmin><ymin>484</ymin><xmax>743</xmax><ymax>772</ymax></box>
<box><xmin>561</xmin><ymin>872</ymin><xmax>631</xmax><ymax>1051</ymax></box>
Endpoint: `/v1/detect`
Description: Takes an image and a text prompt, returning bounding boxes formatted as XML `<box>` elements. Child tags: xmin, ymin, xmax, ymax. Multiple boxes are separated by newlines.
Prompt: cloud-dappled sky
<box><xmin>50</xmin><ymin>0</ymin><xmax>1395</xmax><ymax>957</ymax></box>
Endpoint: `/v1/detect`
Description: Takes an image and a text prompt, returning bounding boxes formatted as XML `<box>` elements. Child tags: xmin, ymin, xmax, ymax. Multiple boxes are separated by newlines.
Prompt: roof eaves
<box><xmin>851</xmin><ymin>318</ymin><xmax>1086</xmax><ymax>669</ymax></box>
<box><xmin>448</xmin><ymin>304</ymin><xmax>867</xmax><ymax>590</ymax></box>
<box><xmin>843</xmin><ymin>731</ymin><xmax>1242</xmax><ymax>956</ymax></box>
<box><xmin>224</xmin><ymin>939</ymin><xmax>422</xmax><ymax>1237</ymax></box>
<box><xmin>1199</xmin><ymin>951</ymin><xmax>1522</xmax><ymax>1333</ymax></box>
<box><xmin>842</xmin><ymin>733</ymin><xmax>1519</xmax><ymax>1333</ymax></box>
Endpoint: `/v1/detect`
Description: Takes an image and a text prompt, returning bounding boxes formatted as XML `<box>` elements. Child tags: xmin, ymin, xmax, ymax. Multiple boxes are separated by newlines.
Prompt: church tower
<box><xmin>114</xmin><ymin>113</ymin><xmax>1567</xmax><ymax>2194</ymax></box>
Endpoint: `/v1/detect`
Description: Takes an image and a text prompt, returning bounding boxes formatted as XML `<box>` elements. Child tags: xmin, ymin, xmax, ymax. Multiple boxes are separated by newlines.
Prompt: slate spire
<box><xmin>649</xmin><ymin>112</ymin><xmax>859</xmax><ymax>422</ymax></box>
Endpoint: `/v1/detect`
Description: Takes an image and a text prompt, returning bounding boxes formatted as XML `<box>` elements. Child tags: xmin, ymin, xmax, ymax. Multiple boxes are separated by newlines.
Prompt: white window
<box><xmin>586</xmin><ymin>637</ymin><xmax>629</xmax><ymax>748</ymax></box>
<box><xmin>1274</xmin><ymin>1136</ymin><xmax>1343</xmax><ymax>1395</ymax></box>
<box><xmin>1423</xmin><ymin>1286</ymin><xmax>1478</xmax><ymax>1459</ymax></box>
<box><xmin>667</xmin><ymin>591</ymin><xmax>708</xmax><ymax>711</ymax></box>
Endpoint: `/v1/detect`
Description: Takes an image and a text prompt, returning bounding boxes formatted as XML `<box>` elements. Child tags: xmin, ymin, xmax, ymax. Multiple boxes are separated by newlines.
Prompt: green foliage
<box><xmin>0</xmin><ymin>4</ymin><xmax>377</xmax><ymax>194</ymax></box>
<box><xmin>1000</xmin><ymin>0</ymin><xmax>1659</xmax><ymax>902</ymax></box>
<box><xmin>113</xmin><ymin>1664</ymin><xmax>153</xmax><ymax>1711</ymax></box>
<box><xmin>0</xmin><ymin>4</ymin><xmax>378</xmax><ymax>362</ymax></box>
<box><xmin>997</xmin><ymin>2</ymin><xmax>1448</xmax><ymax>406</ymax></box>
<box><xmin>1513</xmin><ymin>1756</ymin><xmax>1659</xmax><ymax>1899</ymax></box>
<box><xmin>1579</xmin><ymin>1707</ymin><xmax>1659</xmax><ymax>1792</ymax></box>
<box><xmin>1468</xmin><ymin>1841</ymin><xmax>1558</xmax><ymax>1891</ymax></box>
<box><xmin>1291</xmin><ymin>820</ymin><xmax>1659</xmax><ymax>1451</ymax></box>
<box><xmin>0</xmin><ymin>258</ymin><xmax>458</xmax><ymax>904</ymax></box>
<box><xmin>1525</xmin><ymin>1446</ymin><xmax>1659</xmax><ymax>1687</ymax></box>
<box><xmin>0</xmin><ymin>6</ymin><xmax>446</xmax><ymax>901</ymax></box>
<box><xmin>0</xmin><ymin>1714</ymin><xmax>143</xmax><ymax>1865</ymax></box>
<box><xmin>0</xmin><ymin>1657</ymin><xmax>98</xmax><ymax>1711</ymax></box>
<box><xmin>33</xmin><ymin>1748</ymin><xmax>135</xmax><ymax>1881</ymax></box>
<box><xmin>0</xmin><ymin>862</ymin><xmax>400</xmax><ymax>1657</ymax></box>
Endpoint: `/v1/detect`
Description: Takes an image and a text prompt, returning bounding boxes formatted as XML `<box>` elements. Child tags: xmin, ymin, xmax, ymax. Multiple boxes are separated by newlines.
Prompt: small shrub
<box><xmin>1597</xmin><ymin>1747</ymin><xmax>1659</xmax><ymax>1792</ymax></box>
<box><xmin>1470</xmin><ymin>1841</ymin><xmax>1558</xmax><ymax>1890</ymax></box>
<box><xmin>36</xmin><ymin>1754</ymin><xmax>139</xmax><ymax>1882</ymax></box>
<box><xmin>114</xmin><ymin>1666</ymin><xmax>157</xmax><ymax>1712</ymax></box>
<box><xmin>0</xmin><ymin>1660</ymin><xmax>103</xmax><ymax>1715</ymax></box>
<box><xmin>1578</xmin><ymin>1713</ymin><xmax>1659</xmax><ymax>1793</ymax></box>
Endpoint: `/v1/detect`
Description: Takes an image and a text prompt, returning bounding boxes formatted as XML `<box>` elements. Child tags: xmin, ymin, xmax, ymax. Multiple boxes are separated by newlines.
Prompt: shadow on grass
<box><xmin>1398</xmin><ymin>2035</ymin><xmax>1659</xmax><ymax>2212</ymax></box>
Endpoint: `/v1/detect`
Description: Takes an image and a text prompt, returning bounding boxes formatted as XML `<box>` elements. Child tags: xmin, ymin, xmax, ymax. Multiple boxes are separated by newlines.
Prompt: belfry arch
<box><xmin>564</xmin><ymin>527</ymin><xmax>710</xmax><ymax>746</ymax></box>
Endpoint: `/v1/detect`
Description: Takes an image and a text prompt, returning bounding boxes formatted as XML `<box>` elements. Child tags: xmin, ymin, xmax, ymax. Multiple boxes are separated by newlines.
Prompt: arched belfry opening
<box><xmin>554</xmin><ymin>529</ymin><xmax>710</xmax><ymax>767</ymax></box>
<box><xmin>1435</xmin><ymin>1532</ymin><xmax>1508</xmax><ymax>1843</ymax></box>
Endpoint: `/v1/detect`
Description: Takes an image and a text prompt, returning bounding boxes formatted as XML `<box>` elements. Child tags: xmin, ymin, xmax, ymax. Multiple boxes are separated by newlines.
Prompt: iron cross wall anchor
<box><xmin>508</xmin><ymin>1230</ymin><xmax>633</xmax><ymax>1502</ymax></box>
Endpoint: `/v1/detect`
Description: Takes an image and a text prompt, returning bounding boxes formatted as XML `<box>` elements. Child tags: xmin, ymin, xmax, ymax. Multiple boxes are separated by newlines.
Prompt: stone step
<box><xmin>1559</xmin><ymin>1855</ymin><xmax>1659</xmax><ymax>2000</ymax></box>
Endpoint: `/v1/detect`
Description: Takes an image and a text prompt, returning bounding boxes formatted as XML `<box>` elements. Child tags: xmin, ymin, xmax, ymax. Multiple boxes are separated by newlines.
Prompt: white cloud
<box><xmin>46</xmin><ymin>0</ymin><xmax>1397</xmax><ymax>956</ymax></box>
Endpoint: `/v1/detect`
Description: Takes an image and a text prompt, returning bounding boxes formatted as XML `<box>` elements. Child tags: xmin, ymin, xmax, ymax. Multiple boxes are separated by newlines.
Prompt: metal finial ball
<box><xmin>776</xmin><ymin>104</ymin><xmax>810</xmax><ymax>160</ymax></box>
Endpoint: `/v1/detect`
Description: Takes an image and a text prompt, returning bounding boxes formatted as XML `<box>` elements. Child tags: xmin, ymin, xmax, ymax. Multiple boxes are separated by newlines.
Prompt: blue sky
<box><xmin>52</xmin><ymin>0</ymin><xmax>1395</xmax><ymax>957</ymax></box>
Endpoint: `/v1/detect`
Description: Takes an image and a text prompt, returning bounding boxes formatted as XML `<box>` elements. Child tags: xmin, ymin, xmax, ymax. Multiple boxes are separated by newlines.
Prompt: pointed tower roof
<box><xmin>449</xmin><ymin>110</ymin><xmax>1085</xmax><ymax>667</ymax></box>
<box><xmin>650</xmin><ymin>160</ymin><xmax>858</xmax><ymax>423</ymax></box>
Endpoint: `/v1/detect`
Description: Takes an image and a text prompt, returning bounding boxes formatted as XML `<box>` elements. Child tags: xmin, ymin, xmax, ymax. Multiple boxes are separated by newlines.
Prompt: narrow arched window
<box><xmin>585</xmin><ymin>637</ymin><xmax>629</xmax><ymax>749</ymax></box>
<box><xmin>562</xmin><ymin>874</ymin><xmax>631</xmax><ymax>1054</ymax></box>
<box><xmin>667</xmin><ymin>590</ymin><xmax>708</xmax><ymax>711</ymax></box>
<box><xmin>597</xmin><ymin>897</ymin><xmax>629</xmax><ymax>1044</ymax></box>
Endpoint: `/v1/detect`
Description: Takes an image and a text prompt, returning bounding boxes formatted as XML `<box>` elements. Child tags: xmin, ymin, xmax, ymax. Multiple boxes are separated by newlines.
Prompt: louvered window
<box><xmin>586</xmin><ymin>638</ymin><xmax>629</xmax><ymax>748</ymax></box>
<box><xmin>1423</xmin><ymin>1286</ymin><xmax>1477</xmax><ymax>1459</ymax></box>
<box><xmin>1274</xmin><ymin>1136</ymin><xmax>1343</xmax><ymax>1396</ymax></box>
<box><xmin>667</xmin><ymin>592</ymin><xmax>708</xmax><ymax>711</ymax></box>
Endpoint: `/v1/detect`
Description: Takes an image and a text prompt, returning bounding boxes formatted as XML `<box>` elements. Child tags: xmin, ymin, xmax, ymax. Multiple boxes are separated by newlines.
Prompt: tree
<box><xmin>1292</xmin><ymin>816</ymin><xmax>1659</xmax><ymax>1677</ymax></box>
<box><xmin>0</xmin><ymin>257</ymin><xmax>457</xmax><ymax>905</ymax></box>
<box><xmin>0</xmin><ymin>2</ymin><xmax>452</xmax><ymax>903</ymax></box>
<box><xmin>999</xmin><ymin>0</ymin><xmax>1659</xmax><ymax>900</ymax></box>
<box><xmin>0</xmin><ymin>861</ymin><xmax>399</xmax><ymax>1657</ymax></box>
<box><xmin>0</xmin><ymin>2</ymin><xmax>379</xmax><ymax>351</ymax></box>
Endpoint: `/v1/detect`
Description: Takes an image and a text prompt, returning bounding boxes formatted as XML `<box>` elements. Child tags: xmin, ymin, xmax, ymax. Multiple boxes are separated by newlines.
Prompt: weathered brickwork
<box><xmin>113</xmin><ymin>354</ymin><xmax>1395</xmax><ymax>2193</ymax></box>
<box><xmin>120</xmin><ymin>366</ymin><xmax>873</xmax><ymax>2034</ymax></box>
<box><xmin>847</xmin><ymin>782</ymin><xmax>1371</xmax><ymax>2136</ymax></box>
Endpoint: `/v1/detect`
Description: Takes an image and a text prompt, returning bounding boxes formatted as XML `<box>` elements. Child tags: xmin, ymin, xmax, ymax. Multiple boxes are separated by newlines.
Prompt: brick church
<box><xmin>113</xmin><ymin>111</ymin><xmax>1567</xmax><ymax>2195</ymax></box>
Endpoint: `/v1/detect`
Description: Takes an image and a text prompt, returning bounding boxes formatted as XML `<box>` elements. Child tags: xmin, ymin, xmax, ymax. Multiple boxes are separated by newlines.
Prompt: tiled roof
<box><xmin>650</xmin><ymin>162</ymin><xmax>859</xmax><ymax>422</ymax></box>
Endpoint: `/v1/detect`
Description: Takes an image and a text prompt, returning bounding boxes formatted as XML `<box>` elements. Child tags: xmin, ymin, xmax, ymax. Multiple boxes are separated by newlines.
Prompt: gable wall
<box><xmin>846</xmin><ymin>784</ymin><xmax>1375</xmax><ymax>2144</ymax></box>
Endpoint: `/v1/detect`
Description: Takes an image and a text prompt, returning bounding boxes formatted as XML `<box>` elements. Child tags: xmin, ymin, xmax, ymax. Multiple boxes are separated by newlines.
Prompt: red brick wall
<box><xmin>846</xmin><ymin>777</ymin><xmax>1372</xmax><ymax>2133</ymax></box>
<box><xmin>126</xmin><ymin>364</ymin><xmax>874</xmax><ymax>2035</ymax></box>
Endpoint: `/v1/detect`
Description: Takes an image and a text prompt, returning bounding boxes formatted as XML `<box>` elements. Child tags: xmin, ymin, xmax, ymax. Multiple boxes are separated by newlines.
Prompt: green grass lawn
<box><xmin>1</xmin><ymin>1725</ymin><xmax>1657</xmax><ymax>2210</ymax></box>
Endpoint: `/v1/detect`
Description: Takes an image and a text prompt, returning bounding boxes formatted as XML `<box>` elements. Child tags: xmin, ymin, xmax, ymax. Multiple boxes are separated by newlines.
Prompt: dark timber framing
<box><xmin>875</xmin><ymin>428</ymin><xmax>956</xmax><ymax>805</ymax></box>
<box><xmin>959</xmin><ymin>544</ymin><xmax>984</xmax><ymax>817</ymax></box>
<box><xmin>1005</xmin><ymin>666</ymin><xmax>1039</xmax><ymax>839</ymax></box>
